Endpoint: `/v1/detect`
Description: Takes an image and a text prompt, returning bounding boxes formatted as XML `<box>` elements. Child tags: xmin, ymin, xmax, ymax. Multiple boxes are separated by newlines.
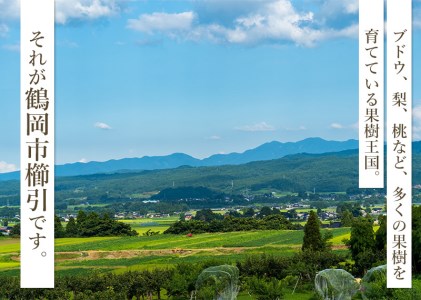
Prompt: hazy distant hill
<box><xmin>2</xmin><ymin>148</ymin><xmax>421</xmax><ymax>207</ymax></box>
<box><xmin>0</xmin><ymin>138</ymin><xmax>359</xmax><ymax>180</ymax></box>
<box><xmin>0</xmin><ymin>149</ymin><xmax>360</xmax><ymax>206</ymax></box>
<box><xmin>201</xmin><ymin>137</ymin><xmax>358</xmax><ymax>166</ymax></box>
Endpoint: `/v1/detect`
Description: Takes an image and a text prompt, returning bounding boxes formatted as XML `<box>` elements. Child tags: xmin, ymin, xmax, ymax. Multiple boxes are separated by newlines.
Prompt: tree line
<box><xmin>55</xmin><ymin>211</ymin><xmax>138</xmax><ymax>238</ymax></box>
<box><xmin>2</xmin><ymin>208</ymin><xmax>421</xmax><ymax>299</ymax></box>
<box><xmin>164</xmin><ymin>209</ymin><xmax>300</xmax><ymax>234</ymax></box>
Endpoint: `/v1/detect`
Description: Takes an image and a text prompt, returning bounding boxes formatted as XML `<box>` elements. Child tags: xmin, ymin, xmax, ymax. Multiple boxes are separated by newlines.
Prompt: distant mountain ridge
<box><xmin>0</xmin><ymin>137</ymin><xmax>361</xmax><ymax>180</ymax></box>
<box><xmin>200</xmin><ymin>137</ymin><xmax>359</xmax><ymax>166</ymax></box>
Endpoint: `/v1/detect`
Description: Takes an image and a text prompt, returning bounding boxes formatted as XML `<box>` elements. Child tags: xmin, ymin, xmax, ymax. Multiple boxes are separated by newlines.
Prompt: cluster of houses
<box><xmin>0</xmin><ymin>226</ymin><xmax>13</xmax><ymax>236</ymax></box>
<box><xmin>0</xmin><ymin>215</ymin><xmax>19</xmax><ymax>236</ymax></box>
<box><xmin>285</xmin><ymin>203</ymin><xmax>311</xmax><ymax>209</ymax></box>
<box><xmin>2</xmin><ymin>195</ymin><xmax>387</xmax><ymax>234</ymax></box>
<box><xmin>105</xmin><ymin>204</ymin><xmax>385</xmax><ymax>224</ymax></box>
<box><xmin>114</xmin><ymin>212</ymin><xmax>171</xmax><ymax>219</ymax></box>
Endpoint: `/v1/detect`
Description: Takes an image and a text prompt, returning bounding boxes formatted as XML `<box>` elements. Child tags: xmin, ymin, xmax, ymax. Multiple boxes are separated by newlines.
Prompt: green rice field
<box><xmin>0</xmin><ymin>227</ymin><xmax>350</xmax><ymax>277</ymax></box>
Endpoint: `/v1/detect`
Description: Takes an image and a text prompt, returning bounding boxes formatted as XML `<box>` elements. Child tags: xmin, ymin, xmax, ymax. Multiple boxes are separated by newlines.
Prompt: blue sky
<box><xmin>1</xmin><ymin>0</ymin><xmax>421</xmax><ymax>172</ymax></box>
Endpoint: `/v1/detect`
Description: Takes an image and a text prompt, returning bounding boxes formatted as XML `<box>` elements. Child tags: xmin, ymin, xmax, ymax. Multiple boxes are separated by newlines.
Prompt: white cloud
<box><xmin>330</xmin><ymin>121</ymin><xmax>359</xmax><ymax>130</ymax></box>
<box><xmin>135</xmin><ymin>38</ymin><xmax>163</xmax><ymax>47</ymax></box>
<box><xmin>0</xmin><ymin>24</ymin><xmax>9</xmax><ymax>37</ymax></box>
<box><xmin>283</xmin><ymin>125</ymin><xmax>307</xmax><ymax>131</ymax></box>
<box><xmin>0</xmin><ymin>0</ymin><xmax>20</xmax><ymax>20</ymax></box>
<box><xmin>126</xmin><ymin>0</ymin><xmax>358</xmax><ymax>46</ymax></box>
<box><xmin>206</xmin><ymin>1</ymin><xmax>358</xmax><ymax>46</ymax></box>
<box><xmin>330</xmin><ymin>122</ymin><xmax>344</xmax><ymax>129</ymax></box>
<box><xmin>94</xmin><ymin>122</ymin><xmax>112</xmax><ymax>130</ymax></box>
<box><xmin>413</xmin><ymin>104</ymin><xmax>421</xmax><ymax>140</ymax></box>
<box><xmin>206</xmin><ymin>135</ymin><xmax>221</xmax><ymax>140</ymax></box>
<box><xmin>57</xmin><ymin>40</ymin><xmax>79</xmax><ymax>48</ymax></box>
<box><xmin>79</xmin><ymin>158</ymin><xmax>88</xmax><ymax>163</ymax></box>
<box><xmin>55</xmin><ymin>0</ymin><xmax>121</xmax><ymax>24</ymax></box>
<box><xmin>236</xmin><ymin>121</ymin><xmax>275</xmax><ymax>132</ymax></box>
<box><xmin>0</xmin><ymin>0</ymin><xmax>122</xmax><ymax>24</ymax></box>
<box><xmin>0</xmin><ymin>161</ymin><xmax>17</xmax><ymax>173</ymax></box>
<box><xmin>320</xmin><ymin>0</ymin><xmax>358</xmax><ymax>16</ymax></box>
<box><xmin>414</xmin><ymin>8</ymin><xmax>421</xmax><ymax>29</ymax></box>
<box><xmin>344</xmin><ymin>0</ymin><xmax>358</xmax><ymax>14</ymax></box>
<box><xmin>2</xmin><ymin>43</ymin><xmax>20</xmax><ymax>52</ymax></box>
<box><xmin>350</xmin><ymin>122</ymin><xmax>359</xmax><ymax>129</ymax></box>
<box><xmin>127</xmin><ymin>12</ymin><xmax>196</xmax><ymax>34</ymax></box>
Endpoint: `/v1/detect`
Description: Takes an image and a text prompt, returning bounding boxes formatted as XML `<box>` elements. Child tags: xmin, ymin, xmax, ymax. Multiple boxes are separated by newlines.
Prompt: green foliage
<box><xmin>284</xmin><ymin>209</ymin><xmax>298</xmax><ymax>220</ymax></box>
<box><xmin>0</xmin><ymin>207</ymin><xmax>19</xmax><ymax>219</ymax></box>
<box><xmin>322</xmin><ymin>230</ymin><xmax>333</xmax><ymax>250</ymax></box>
<box><xmin>246</xmin><ymin>276</ymin><xmax>284</xmax><ymax>300</ymax></box>
<box><xmin>194</xmin><ymin>209</ymin><xmax>224</xmax><ymax>222</ymax></box>
<box><xmin>337</xmin><ymin>203</ymin><xmax>363</xmax><ymax>218</ymax></box>
<box><xmin>237</xmin><ymin>250</ymin><xmax>345</xmax><ymax>284</ymax></box>
<box><xmin>374</xmin><ymin>215</ymin><xmax>386</xmax><ymax>261</ymax></box>
<box><xmin>165</xmin><ymin>266</ymin><xmax>196</xmax><ymax>299</ymax></box>
<box><xmin>360</xmin><ymin>265</ymin><xmax>388</xmax><ymax>299</ymax></box>
<box><xmin>340</xmin><ymin>210</ymin><xmax>353</xmax><ymax>227</ymax></box>
<box><xmin>229</xmin><ymin>210</ymin><xmax>242</xmax><ymax>218</ymax></box>
<box><xmin>165</xmin><ymin>214</ymin><xmax>299</xmax><ymax>234</ymax></box>
<box><xmin>0</xmin><ymin>150</ymin><xmax>368</xmax><ymax>209</ymax></box>
<box><xmin>55</xmin><ymin>215</ymin><xmax>66</xmax><ymax>238</ymax></box>
<box><xmin>257</xmin><ymin>206</ymin><xmax>275</xmax><ymax>219</ymax></box>
<box><xmin>358</xmin><ymin>265</ymin><xmax>421</xmax><ymax>299</ymax></box>
<box><xmin>9</xmin><ymin>223</ymin><xmax>20</xmax><ymax>237</ymax></box>
<box><xmin>195</xmin><ymin>265</ymin><xmax>240</xmax><ymax>300</ymax></box>
<box><xmin>243</xmin><ymin>207</ymin><xmax>255</xmax><ymax>218</ymax></box>
<box><xmin>66</xmin><ymin>216</ymin><xmax>78</xmax><ymax>236</ymax></box>
<box><xmin>237</xmin><ymin>254</ymin><xmax>292</xmax><ymax>279</ymax></box>
<box><xmin>152</xmin><ymin>186</ymin><xmax>225</xmax><ymax>201</ymax></box>
<box><xmin>292</xmin><ymin>250</ymin><xmax>345</xmax><ymax>282</ymax></box>
<box><xmin>302</xmin><ymin>211</ymin><xmax>324</xmax><ymax>251</ymax></box>
<box><xmin>347</xmin><ymin>217</ymin><xmax>376</xmax><ymax>276</ymax></box>
<box><xmin>413</xmin><ymin>206</ymin><xmax>421</xmax><ymax>274</ymax></box>
<box><xmin>64</xmin><ymin>210</ymin><xmax>138</xmax><ymax>238</ymax></box>
<box><xmin>142</xmin><ymin>229</ymin><xmax>160</xmax><ymax>236</ymax></box>
<box><xmin>314</xmin><ymin>269</ymin><xmax>359</xmax><ymax>300</ymax></box>
<box><xmin>107</xmin><ymin>201</ymin><xmax>188</xmax><ymax>216</ymax></box>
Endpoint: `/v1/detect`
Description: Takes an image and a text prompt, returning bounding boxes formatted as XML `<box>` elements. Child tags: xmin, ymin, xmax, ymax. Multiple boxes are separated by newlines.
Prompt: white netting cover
<box><xmin>195</xmin><ymin>265</ymin><xmax>240</xmax><ymax>300</ymax></box>
<box><xmin>315</xmin><ymin>269</ymin><xmax>359</xmax><ymax>300</ymax></box>
<box><xmin>360</xmin><ymin>265</ymin><xmax>386</xmax><ymax>300</ymax></box>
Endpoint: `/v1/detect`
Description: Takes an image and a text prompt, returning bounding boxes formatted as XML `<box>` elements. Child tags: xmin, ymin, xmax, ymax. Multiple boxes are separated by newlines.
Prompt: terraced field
<box><xmin>0</xmin><ymin>227</ymin><xmax>350</xmax><ymax>277</ymax></box>
<box><xmin>121</xmin><ymin>217</ymin><xmax>176</xmax><ymax>234</ymax></box>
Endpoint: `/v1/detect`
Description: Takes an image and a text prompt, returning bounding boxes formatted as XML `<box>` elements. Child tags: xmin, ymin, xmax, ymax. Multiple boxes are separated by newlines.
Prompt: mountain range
<box><xmin>0</xmin><ymin>138</ymin><xmax>360</xmax><ymax>181</ymax></box>
<box><xmin>2</xmin><ymin>143</ymin><xmax>421</xmax><ymax>207</ymax></box>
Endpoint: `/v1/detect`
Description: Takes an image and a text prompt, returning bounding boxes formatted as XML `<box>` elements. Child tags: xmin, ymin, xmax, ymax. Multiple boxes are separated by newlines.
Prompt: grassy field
<box><xmin>61</xmin><ymin>217</ymin><xmax>177</xmax><ymax>234</ymax></box>
<box><xmin>0</xmin><ymin>227</ymin><xmax>350</xmax><ymax>278</ymax></box>
<box><xmin>120</xmin><ymin>217</ymin><xmax>178</xmax><ymax>234</ymax></box>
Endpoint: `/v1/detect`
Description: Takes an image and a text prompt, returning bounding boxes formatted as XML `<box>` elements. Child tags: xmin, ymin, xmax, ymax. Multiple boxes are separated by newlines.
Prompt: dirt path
<box><xmin>10</xmin><ymin>245</ymin><xmax>349</xmax><ymax>262</ymax></box>
<box><xmin>52</xmin><ymin>247</ymin><xmax>249</xmax><ymax>261</ymax></box>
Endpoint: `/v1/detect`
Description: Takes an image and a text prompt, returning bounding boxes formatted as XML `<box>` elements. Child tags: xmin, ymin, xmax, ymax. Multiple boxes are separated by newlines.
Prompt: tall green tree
<box><xmin>375</xmin><ymin>215</ymin><xmax>386</xmax><ymax>255</ymax></box>
<box><xmin>10</xmin><ymin>223</ymin><xmax>20</xmax><ymax>236</ymax></box>
<box><xmin>65</xmin><ymin>216</ymin><xmax>78</xmax><ymax>237</ymax></box>
<box><xmin>302</xmin><ymin>210</ymin><xmax>324</xmax><ymax>251</ymax></box>
<box><xmin>194</xmin><ymin>209</ymin><xmax>222</xmax><ymax>222</ymax></box>
<box><xmin>258</xmin><ymin>206</ymin><xmax>273</xmax><ymax>219</ymax></box>
<box><xmin>347</xmin><ymin>216</ymin><xmax>376</xmax><ymax>276</ymax></box>
<box><xmin>243</xmin><ymin>208</ymin><xmax>255</xmax><ymax>218</ymax></box>
<box><xmin>413</xmin><ymin>206</ymin><xmax>421</xmax><ymax>274</ymax></box>
<box><xmin>340</xmin><ymin>210</ymin><xmax>354</xmax><ymax>227</ymax></box>
<box><xmin>54</xmin><ymin>215</ymin><xmax>65</xmax><ymax>238</ymax></box>
<box><xmin>76</xmin><ymin>210</ymin><xmax>87</xmax><ymax>227</ymax></box>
